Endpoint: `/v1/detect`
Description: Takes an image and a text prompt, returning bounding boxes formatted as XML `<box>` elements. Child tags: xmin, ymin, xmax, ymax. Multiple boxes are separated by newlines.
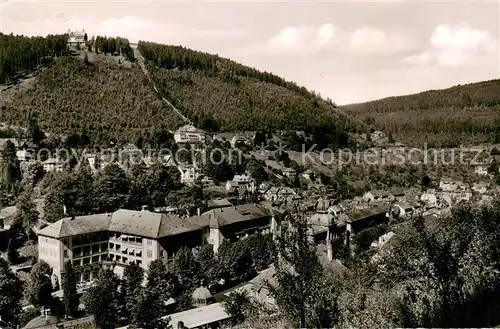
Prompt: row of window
<box><xmin>73</xmin><ymin>254</ymin><xmax>106</xmax><ymax>266</ymax></box>
<box><xmin>72</xmin><ymin>243</ymin><xmax>108</xmax><ymax>257</ymax></box>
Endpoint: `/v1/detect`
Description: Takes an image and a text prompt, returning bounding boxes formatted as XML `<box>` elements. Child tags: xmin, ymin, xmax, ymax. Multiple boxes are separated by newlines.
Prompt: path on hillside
<box><xmin>132</xmin><ymin>45</ymin><xmax>192</xmax><ymax>125</ymax></box>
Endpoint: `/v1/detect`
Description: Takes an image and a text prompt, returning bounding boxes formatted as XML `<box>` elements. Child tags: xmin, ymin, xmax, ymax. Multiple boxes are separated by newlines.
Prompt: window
<box><xmin>63</xmin><ymin>250</ymin><xmax>68</xmax><ymax>258</ymax></box>
<box><xmin>147</xmin><ymin>240</ymin><xmax>152</xmax><ymax>245</ymax></box>
<box><xmin>91</xmin><ymin>256</ymin><xmax>99</xmax><ymax>263</ymax></box>
<box><xmin>147</xmin><ymin>250</ymin><xmax>152</xmax><ymax>258</ymax></box>
<box><xmin>91</xmin><ymin>244</ymin><xmax>99</xmax><ymax>254</ymax></box>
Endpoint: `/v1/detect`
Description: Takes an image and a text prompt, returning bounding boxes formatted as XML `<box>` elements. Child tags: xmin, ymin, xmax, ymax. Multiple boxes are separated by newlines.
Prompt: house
<box><xmin>472</xmin><ymin>182</ymin><xmax>489</xmax><ymax>194</ymax></box>
<box><xmin>363</xmin><ymin>190</ymin><xmax>393</xmax><ymax>203</ymax></box>
<box><xmin>302</xmin><ymin>169</ymin><xmax>315</xmax><ymax>182</ymax></box>
<box><xmin>42</xmin><ymin>157</ymin><xmax>64</xmax><ymax>172</ymax></box>
<box><xmin>178</xmin><ymin>164</ymin><xmax>201</xmax><ymax>185</ymax></box>
<box><xmin>439</xmin><ymin>179</ymin><xmax>467</xmax><ymax>192</ymax></box>
<box><xmin>225</xmin><ymin>174</ymin><xmax>251</xmax><ymax>191</ymax></box>
<box><xmin>264</xmin><ymin>186</ymin><xmax>296</xmax><ymax>202</ymax></box>
<box><xmin>199</xmin><ymin>176</ymin><xmax>214</xmax><ymax>187</ymax></box>
<box><xmin>282</xmin><ymin>167</ymin><xmax>296</xmax><ymax>178</ymax></box>
<box><xmin>475</xmin><ymin>165</ymin><xmax>489</xmax><ymax>176</ymax></box>
<box><xmin>226</xmin><ymin>265</ymin><xmax>277</xmax><ymax>307</ymax></box>
<box><xmin>230</xmin><ymin>135</ymin><xmax>249</xmax><ymax>149</ymax></box>
<box><xmin>204</xmin><ymin>204</ymin><xmax>285</xmax><ymax>253</ymax></box>
<box><xmin>67</xmin><ymin>29</ymin><xmax>87</xmax><ymax>47</ymax></box>
<box><xmin>389</xmin><ymin>202</ymin><xmax>414</xmax><ymax>220</ymax></box>
<box><xmin>38</xmin><ymin>204</ymin><xmax>283</xmax><ymax>284</ymax></box>
<box><xmin>371</xmin><ymin>130</ymin><xmax>388</xmax><ymax>145</ymax></box>
<box><xmin>207</xmin><ymin>198</ymin><xmax>233</xmax><ymax>210</ymax></box>
<box><xmin>174</xmin><ymin>125</ymin><xmax>206</xmax><ymax>147</ymax></box>
<box><xmin>336</xmin><ymin>206</ymin><xmax>390</xmax><ymax>246</ymax></box>
<box><xmin>421</xmin><ymin>193</ymin><xmax>437</xmax><ymax>208</ymax></box>
<box><xmin>390</xmin><ymin>188</ymin><xmax>405</xmax><ymax>201</ymax></box>
<box><xmin>309</xmin><ymin>200</ymin><xmax>336</xmax><ymax>260</ymax></box>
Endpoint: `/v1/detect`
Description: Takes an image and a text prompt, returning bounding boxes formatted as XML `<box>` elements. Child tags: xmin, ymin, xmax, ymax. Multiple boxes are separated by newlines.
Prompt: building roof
<box><xmin>309</xmin><ymin>213</ymin><xmax>334</xmax><ymax>227</ymax></box>
<box><xmin>23</xmin><ymin>315</ymin><xmax>61</xmax><ymax>329</ymax></box>
<box><xmin>204</xmin><ymin>203</ymin><xmax>271</xmax><ymax>228</ymax></box>
<box><xmin>345</xmin><ymin>206</ymin><xmax>389</xmax><ymax>223</ymax></box>
<box><xmin>38</xmin><ymin>214</ymin><xmax>111</xmax><ymax>239</ymax></box>
<box><xmin>249</xmin><ymin>264</ymin><xmax>276</xmax><ymax>291</ymax></box>
<box><xmin>42</xmin><ymin>158</ymin><xmax>64</xmax><ymax>165</ymax></box>
<box><xmin>39</xmin><ymin>210</ymin><xmax>209</xmax><ymax>239</ymax></box>
<box><xmin>164</xmin><ymin>303</ymin><xmax>230</xmax><ymax>329</ymax></box>
<box><xmin>0</xmin><ymin>206</ymin><xmax>17</xmax><ymax>219</ymax></box>
<box><xmin>175</xmin><ymin>124</ymin><xmax>205</xmax><ymax>134</ymax></box>
<box><xmin>207</xmin><ymin>198</ymin><xmax>233</xmax><ymax>208</ymax></box>
<box><xmin>68</xmin><ymin>30</ymin><xmax>86</xmax><ymax>37</ymax></box>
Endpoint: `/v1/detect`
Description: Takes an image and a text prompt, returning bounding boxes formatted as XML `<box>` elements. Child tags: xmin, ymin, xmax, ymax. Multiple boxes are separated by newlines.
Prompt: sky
<box><xmin>0</xmin><ymin>0</ymin><xmax>499</xmax><ymax>105</ymax></box>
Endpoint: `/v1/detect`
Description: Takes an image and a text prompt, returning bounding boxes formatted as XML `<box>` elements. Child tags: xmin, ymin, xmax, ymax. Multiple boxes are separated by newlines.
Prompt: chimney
<box><xmin>141</xmin><ymin>205</ymin><xmax>148</xmax><ymax>212</ymax></box>
<box><xmin>197</xmin><ymin>208</ymin><xmax>200</xmax><ymax>216</ymax></box>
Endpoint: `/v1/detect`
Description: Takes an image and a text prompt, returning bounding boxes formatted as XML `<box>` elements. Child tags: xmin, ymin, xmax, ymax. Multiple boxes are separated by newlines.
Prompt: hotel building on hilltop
<box><xmin>38</xmin><ymin>204</ymin><xmax>284</xmax><ymax>284</ymax></box>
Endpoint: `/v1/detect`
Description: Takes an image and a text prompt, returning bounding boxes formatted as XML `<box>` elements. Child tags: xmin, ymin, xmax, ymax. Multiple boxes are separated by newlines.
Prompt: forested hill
<box><xmin>341</xmin><ymin>79</ymin><xmax>500</xmax><ymax>147</ymax></box>
<box><xmin>0</xmin><ymin>32</ymin><xmax>69</xmax><ymax>83</ymax></box>
<box><xmin>137</xmin><ymin>41</ymin><xmax>356</xmax><ymax>137</ymax></box>
<box><xmin>0</xmin><ymin>33</ymin><xmax>359</xmax><ymax>147</ymax></box>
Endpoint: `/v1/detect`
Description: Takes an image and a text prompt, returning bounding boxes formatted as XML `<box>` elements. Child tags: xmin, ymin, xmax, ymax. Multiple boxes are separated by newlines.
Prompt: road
<box><xmin>131</xmin><ymin>44</ymin><xmax>192</xmax><ymax>125</ymax></box>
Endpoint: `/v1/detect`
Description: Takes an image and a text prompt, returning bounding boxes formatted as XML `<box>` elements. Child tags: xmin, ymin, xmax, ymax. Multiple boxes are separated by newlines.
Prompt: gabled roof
<box><xmin>175</xmin><ymin>124</ymin><xmax>205</xmax><ymax>134</ymax></box>
<box><xmin>38</xmin><ymin>214</ymin><xmax>112</xmax><ymax>239</ymax></box>
<box><xmin>109</xmin><ymin>210</ymin><xmax>208</xmax><ymax>238</ymax></box>
<box><xmin>204</xmin><ymin>203</ymin><xmax>271</xmax><ymax>228</ymax></box>
<box><xmin>250</xmin><ymin>264</ymin><xmax>276</xmax><ymax>291</ymax></box>
<box><xmin>345</xmin><ymin>205</ymin><xmax>389</xmax><ymax>223</ymax></box>
<box><xmin>39</xmin><ymin>210</ymin><xmax>209</xmax><ymax>239</ymax></box>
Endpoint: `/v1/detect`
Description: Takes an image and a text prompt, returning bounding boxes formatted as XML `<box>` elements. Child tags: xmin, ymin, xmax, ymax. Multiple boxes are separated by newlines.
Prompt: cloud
<box><xmin>406</xmin><ymin>24</ymin><xmax>497</xmax><ymax>67</ymax></box>
<box><xmin>265</xmin><ymin>24</ymin><xmax>413</xmax><ymax>56</ymax></box>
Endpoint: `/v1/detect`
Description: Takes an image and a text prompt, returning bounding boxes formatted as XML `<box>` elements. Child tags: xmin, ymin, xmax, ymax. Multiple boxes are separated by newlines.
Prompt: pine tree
<box><xmin>62</xmin><ymin>261</ymin><xmax>78</xmax><ymax>317</ymax></box>
<box><xmin>6</xmin><ymin>238</ymin><xmax>19</xmax><ymax>265</ymax></box>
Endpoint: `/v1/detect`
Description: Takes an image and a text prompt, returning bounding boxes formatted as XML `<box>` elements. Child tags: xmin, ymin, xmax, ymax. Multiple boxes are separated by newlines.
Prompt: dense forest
<box><xmin>0</xmin><ymin>57</ymin><xmax>185</xmax><ymax>145</ymax></box>
<box><xmin>341</xmin><ymin>80</ymin><xmax>500</xmax><ymax>147</ymax></box>
<box><xmin>137</xmin><ymin>41</ymin><xmax>357</xmax><ymax>145</ymax></box>
<box><xmin>0</xmin><ymin>32</ymin><xmax>69</xmax><ymax>84</ymax></box>
<box><xmin>92</xmin><ymin>36</ymin><xmax>135</xmax><ymax>62</ymax></box>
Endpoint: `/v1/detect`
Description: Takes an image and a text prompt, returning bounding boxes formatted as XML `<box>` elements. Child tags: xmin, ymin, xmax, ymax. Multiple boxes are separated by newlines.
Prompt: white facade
<box><xmin>174</xmin><ymin>125</ymin><xmax>206</xmax><ymax>145</ymax></box>
<box><xmin>43</xmin><ymin>158</ymin><xmax>64</xmax><ymax>172</ymax></box>
<box><xmin>67</xmin><ymin>30</ymin><xmax>86</xmax><ymax>46</ymax></box>
<box><xmin>178</xmin><ymin>165</ymin><xmax>201</xmax><ymax>185</ymax></box>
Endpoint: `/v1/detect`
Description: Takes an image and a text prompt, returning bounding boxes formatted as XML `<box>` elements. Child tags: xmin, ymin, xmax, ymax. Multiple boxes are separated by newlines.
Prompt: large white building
<box><xmin>174</xmin><ymin>125</ymin><xmax>206</xmax><ymax>146</ymax></box>
<box><xmin>67</xmin><ymin>30</ymin><xmax>87</xmax><ymax>47</ymax></box>
<box><xmin>38</xmin><ymin>205</ymin><xmax>284</xmax><ymax>284</ymax></box>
